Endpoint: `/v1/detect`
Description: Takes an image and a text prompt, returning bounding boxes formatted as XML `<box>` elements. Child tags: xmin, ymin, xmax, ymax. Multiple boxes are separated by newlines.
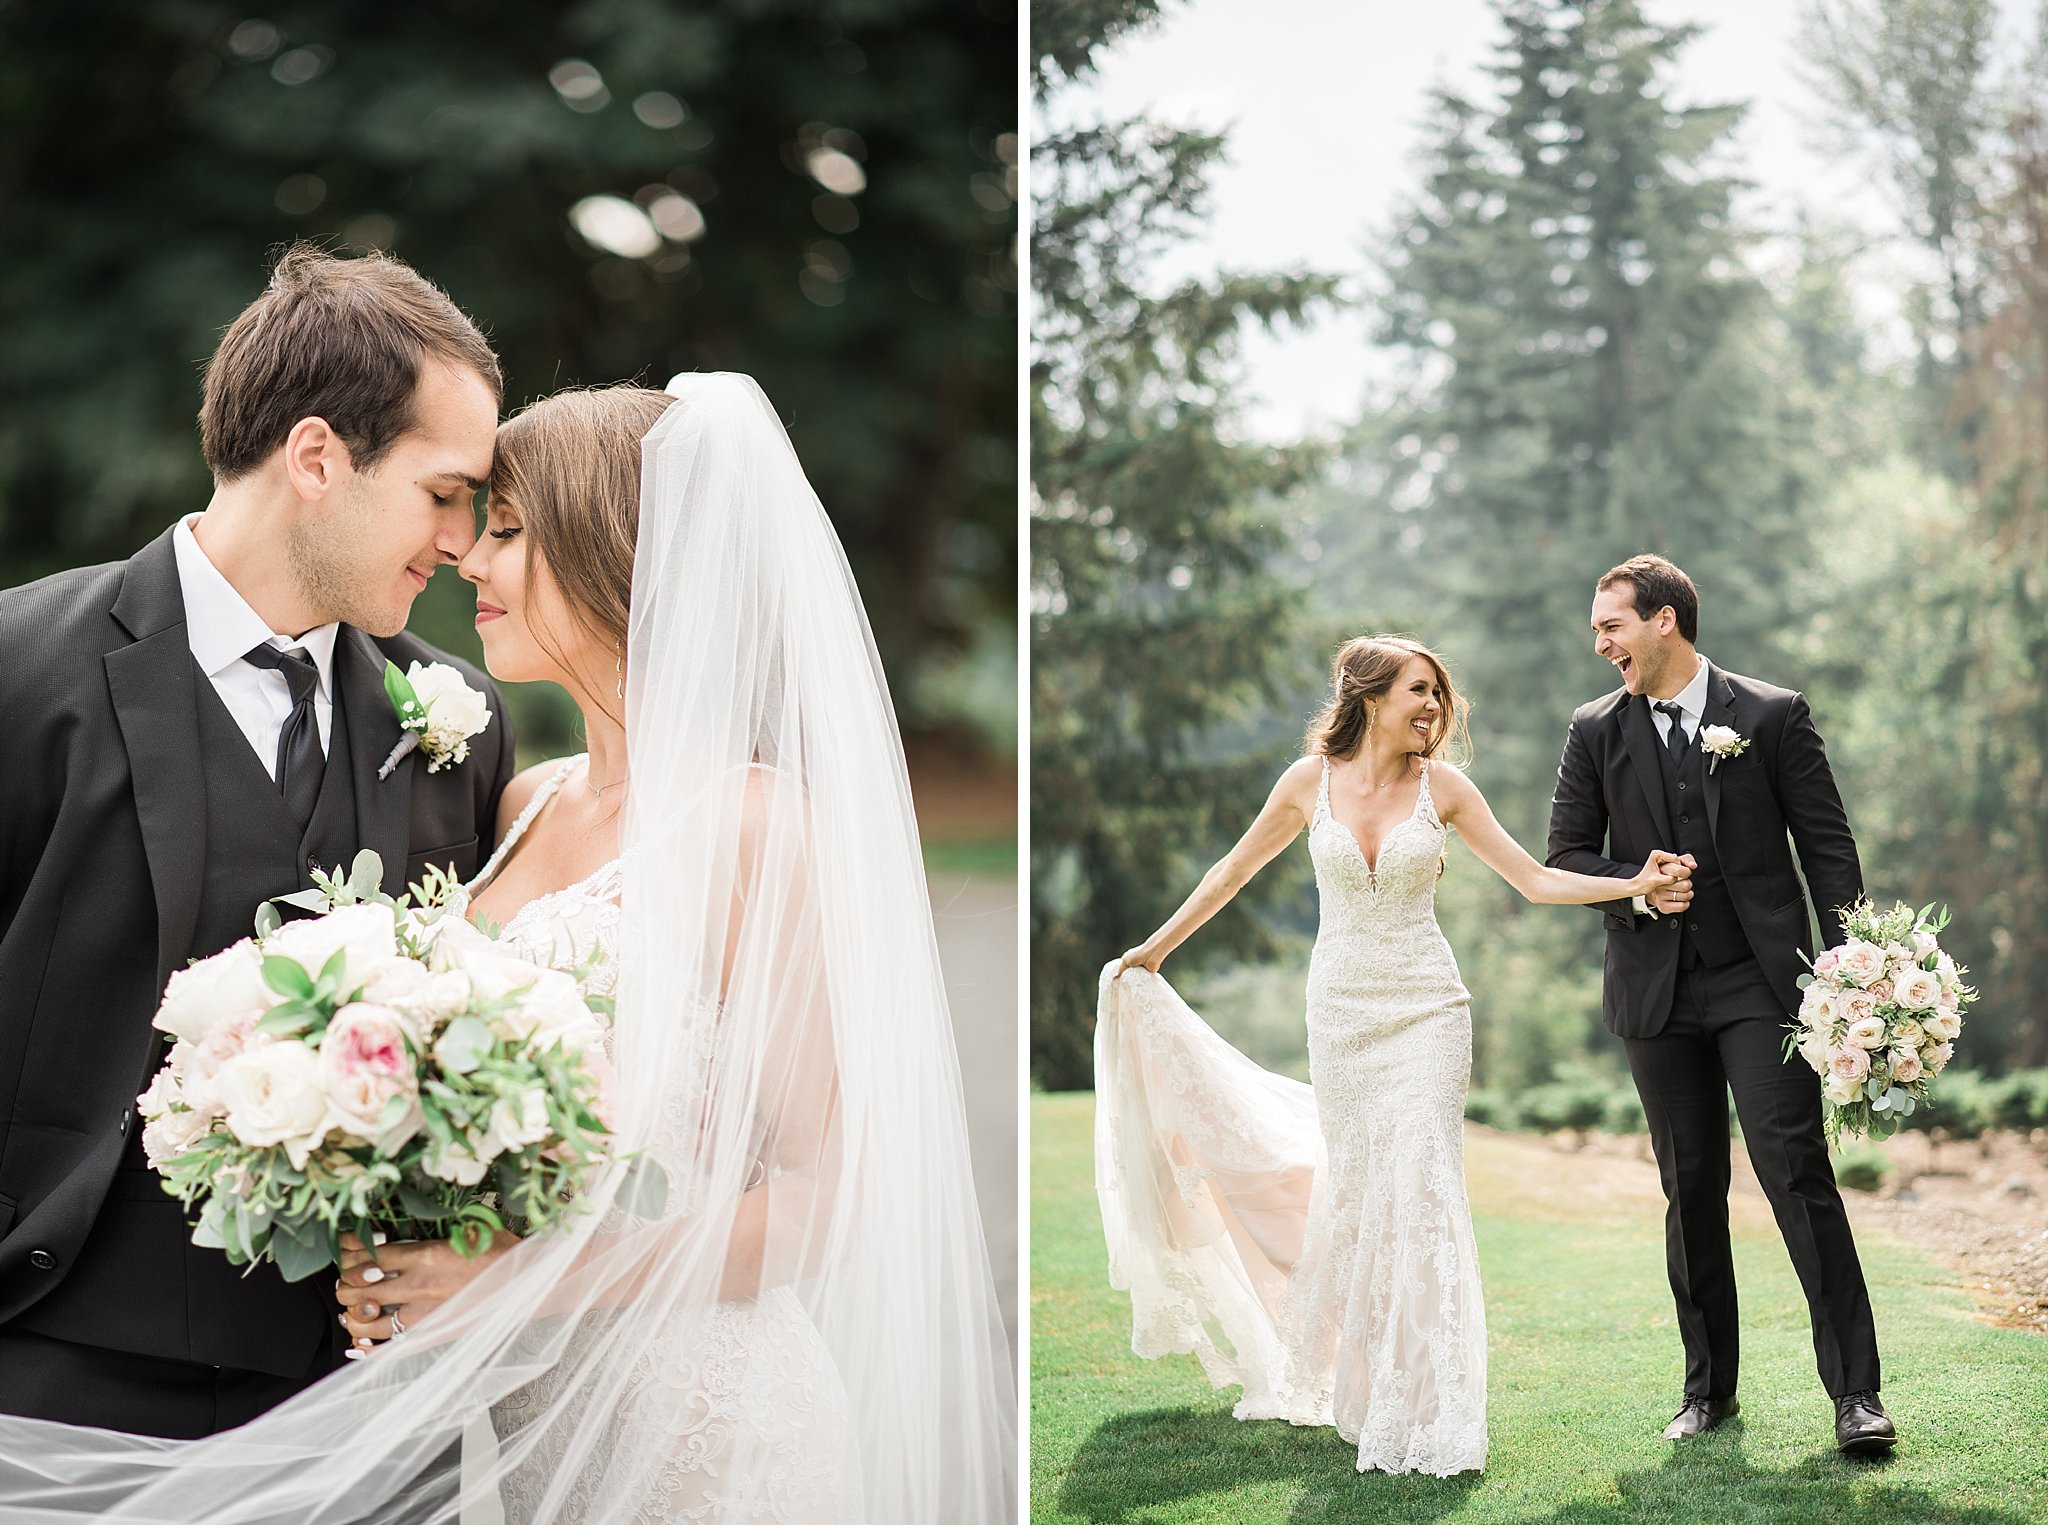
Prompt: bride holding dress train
<box><xmin>1096</xmin><ymin>635</ymin><xmax>1682</xmax><ymax>1476</ymax></box>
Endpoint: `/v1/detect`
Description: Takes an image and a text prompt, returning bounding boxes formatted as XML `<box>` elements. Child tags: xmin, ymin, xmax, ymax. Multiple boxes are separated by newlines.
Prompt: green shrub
<box><xmin>1833</xmin><ymin>1144</ymin><xmax>1891</xmax><ymax>1193</ymax></box>
<box><xmin>1518</xmin><ymin>1075</ymin><xmax>1614</xmax><ymax>1136</ymax></box>
<box><xmin>1465</xmin><ymin>1088</ymin><xmax>1518</xmax><ymax>1130</ymax></box>
<box><xmin>1602</xmin><ymin>1087</ymin><xmax>1648</xmax><ymax>1135</ymax></box>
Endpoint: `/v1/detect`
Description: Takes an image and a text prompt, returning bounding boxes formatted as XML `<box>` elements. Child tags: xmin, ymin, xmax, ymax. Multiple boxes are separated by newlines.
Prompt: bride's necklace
<box><xmin>586</xmin><ymin>774</ymin><xmax>628</xmax><ymax>799</ymax></box>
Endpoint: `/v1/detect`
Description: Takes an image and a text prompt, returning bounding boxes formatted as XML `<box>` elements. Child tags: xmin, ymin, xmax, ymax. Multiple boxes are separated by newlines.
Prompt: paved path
<box><xmin>929</xmin><ymin>868</ymin><xmax>1019</xmax><ymax>1361</ymax></box>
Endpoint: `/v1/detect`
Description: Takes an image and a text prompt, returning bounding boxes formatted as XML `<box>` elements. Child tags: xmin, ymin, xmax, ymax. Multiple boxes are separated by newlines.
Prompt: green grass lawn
<box><xmin>1031</xmin><ymin>1092</ymin><xmax>2048</xmax><ymax>1524</ymax></box>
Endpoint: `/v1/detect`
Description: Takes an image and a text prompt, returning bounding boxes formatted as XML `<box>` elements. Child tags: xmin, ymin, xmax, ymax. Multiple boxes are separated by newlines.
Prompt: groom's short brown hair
<box><xmin>1598</xmin><ymin>554</ymin><xmax>1698</xmax><ymax>642</ymax></box>
<box><xmin>199</xmin><ymin>243</ymin><xmax>501</xmax><ymax>482</ymax></box>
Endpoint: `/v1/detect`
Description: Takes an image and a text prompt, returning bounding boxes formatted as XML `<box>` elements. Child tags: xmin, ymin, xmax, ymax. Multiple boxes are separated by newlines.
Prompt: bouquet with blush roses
<box><xmin>136</xmin><ymin>851</ymin><xmax>664</xmax><ymax>1281</ymax></box>
<box><xmin>1784</xmin><ymin>898</ymin><xmax>1973</xmax><ymax>1142</ymax></box>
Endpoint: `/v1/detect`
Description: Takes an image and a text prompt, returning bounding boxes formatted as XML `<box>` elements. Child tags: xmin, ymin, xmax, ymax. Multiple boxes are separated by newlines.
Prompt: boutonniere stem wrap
<box><xmin>377</xmin><ymin>661</ymin><xmax>492</xmax><ymax>779</ymax></box>
<box><xmin>1699</xmin><ymin>724</ymin><xmax>1749</xmax><ymax>775</ymax></box>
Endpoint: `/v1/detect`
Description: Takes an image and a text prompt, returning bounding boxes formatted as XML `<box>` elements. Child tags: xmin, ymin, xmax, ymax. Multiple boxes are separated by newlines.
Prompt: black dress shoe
<box><xmin>1662</xmin><ymin>1394</ymin><xmax>1738</xmax><ymax>1440</ymax></box>
<box><xmin>1835</xmin><ymin>1390</ymin><xmax>1897</xmax><ymax>1455</ymax></box>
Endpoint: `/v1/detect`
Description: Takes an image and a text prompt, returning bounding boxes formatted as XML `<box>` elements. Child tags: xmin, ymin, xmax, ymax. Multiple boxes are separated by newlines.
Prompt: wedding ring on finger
<box><xmin>390</xmin><ymin>1307</ymin><xmax>407</xmax><ymax>1338</ymax></box>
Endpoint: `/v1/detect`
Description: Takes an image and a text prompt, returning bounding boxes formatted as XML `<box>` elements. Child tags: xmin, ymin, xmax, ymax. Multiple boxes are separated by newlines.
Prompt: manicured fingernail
<box><xmin>362</xmin><ymin>1268</ymin><xmax>385</xmax><ymax>1284</ymax></box>
<box><xmin>356</xmin><ymin>1337</ymin><xmax>375</xmax><ymax>1349</ymax></box>
<box><xmin>362</xmin><ymin>1303</ymin><xmax>380</xmax><ymax>1318</ymax></box>
<box><xmin>344</xmin><ymin>1349</ymin><xmax>364</xmax><ymax>1360</ymax></box>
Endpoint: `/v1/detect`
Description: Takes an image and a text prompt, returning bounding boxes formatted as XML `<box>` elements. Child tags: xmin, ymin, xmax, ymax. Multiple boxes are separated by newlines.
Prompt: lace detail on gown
<box><xmin>466</xmin><ymin>757</ymin><xmax>863</xmax><ymax>1523</ymax></box>
<box><xmin>1094</xmin><ymin>758</ymin><xmax>1488</xmax><ymax>1477</ymax></box>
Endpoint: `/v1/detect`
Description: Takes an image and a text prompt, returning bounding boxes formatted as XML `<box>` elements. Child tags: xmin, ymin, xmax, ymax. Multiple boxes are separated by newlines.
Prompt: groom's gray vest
<box><xmin>1657</xmin><ymin>728</ymin><xmax>1748</xmax><ymax>970</ymax></box>
<box><xmin>13</xmin><ymin>666</ymin><xmax>360</xmax><ymax>1378</ymax></box>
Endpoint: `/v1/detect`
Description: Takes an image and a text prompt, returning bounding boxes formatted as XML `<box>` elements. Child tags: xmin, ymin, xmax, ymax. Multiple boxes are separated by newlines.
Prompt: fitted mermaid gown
<box><xmin>1095</xmin><ymin>758</ymin><xmax>1488</xmax><ymax>1476</ymax></box>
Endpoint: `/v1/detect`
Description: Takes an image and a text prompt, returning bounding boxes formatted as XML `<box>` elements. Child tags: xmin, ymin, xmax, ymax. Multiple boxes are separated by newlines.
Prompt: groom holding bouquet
<box><xmin>0</xmin><ymin>247</ymin><xmax>516</xmax><ymax>1437</ymax></box>
<box><xmin>1547</xmin><ymin>554</ymin><xmax>1896</xmax><ymax>1455</ymax></box>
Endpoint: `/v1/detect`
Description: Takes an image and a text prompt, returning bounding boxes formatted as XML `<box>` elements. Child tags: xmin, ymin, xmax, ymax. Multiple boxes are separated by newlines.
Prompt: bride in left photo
<box><xmin>0</xmin><ymin>8</ymin><xmax>1018</xmax><ymax>1522</ymax></box>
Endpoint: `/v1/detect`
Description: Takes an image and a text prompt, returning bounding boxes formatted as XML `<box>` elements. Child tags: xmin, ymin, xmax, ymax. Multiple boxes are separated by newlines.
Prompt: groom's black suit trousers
<box><xmin>1622</xmin><ymin>955</ymin><xmax>1881</xmax><ymax>1404</ymax></box>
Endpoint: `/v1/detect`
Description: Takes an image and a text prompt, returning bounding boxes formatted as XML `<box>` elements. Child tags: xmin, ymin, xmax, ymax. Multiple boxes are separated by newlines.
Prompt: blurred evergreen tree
<box><xmin>1028</xmin><ymin>0</ymin><xmax>1337</xmax><ymax>1088</ymax></box>
<box><xmin>0</xmin><ymin>0</ymin><xmax>1014</xmax><ymax>754</ymax></box>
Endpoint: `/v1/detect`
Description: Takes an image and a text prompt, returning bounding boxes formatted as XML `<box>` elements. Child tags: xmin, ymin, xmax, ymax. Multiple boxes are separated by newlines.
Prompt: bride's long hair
<box><xmin>1304</xmin><ymin>634</ymin><xmax>1470</xmax><ymax>764</ymax></box>
<box><xmin>0</xmin><ymin>374</ymin><xmax>1016</xmax><ymax>1523</ymax></box>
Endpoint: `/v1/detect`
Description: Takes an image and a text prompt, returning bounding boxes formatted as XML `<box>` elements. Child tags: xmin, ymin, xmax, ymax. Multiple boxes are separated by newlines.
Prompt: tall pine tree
<box><xmin>1029</xmin><ymin>0</ymin><xmax>1337</xmax><ymax>1088</ymax></box>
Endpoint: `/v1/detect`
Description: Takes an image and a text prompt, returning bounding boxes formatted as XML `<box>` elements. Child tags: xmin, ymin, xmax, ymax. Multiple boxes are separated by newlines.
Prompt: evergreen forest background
<box><xmin>1032</xmin><ymin>0</ymin><xmax>2048</xmax><ymax>1095</ymax></box>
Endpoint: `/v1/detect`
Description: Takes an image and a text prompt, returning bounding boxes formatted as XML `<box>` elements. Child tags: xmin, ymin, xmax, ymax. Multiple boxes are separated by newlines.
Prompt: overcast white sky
<box><xmin>1046</xmin><ymin>0</ymin><xmax>2035</xmax><ymax>439</ymax></box>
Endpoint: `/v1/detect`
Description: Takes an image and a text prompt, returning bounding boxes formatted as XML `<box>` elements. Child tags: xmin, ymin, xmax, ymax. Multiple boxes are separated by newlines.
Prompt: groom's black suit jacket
<box><xmin>1546</xmin><ymin>663</ymin><xmax>1863</xmax><ymax>1038</ymax></box>
<box><xmin>0</xmin><ymin>526</ymin><xmax>514</xmax><ymax>1380</ymax></box>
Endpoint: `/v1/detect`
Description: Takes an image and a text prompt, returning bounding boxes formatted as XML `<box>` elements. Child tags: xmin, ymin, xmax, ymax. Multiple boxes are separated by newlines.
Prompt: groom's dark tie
<box><xmin>243</xmin><ymin>642</ymin><xmax>325</xmax><ymax>830</ymax></box>
<box><xmin>1654</xmin><ymin>700</ymin><xmax>1689</xmax><ymax>768</ymax></box>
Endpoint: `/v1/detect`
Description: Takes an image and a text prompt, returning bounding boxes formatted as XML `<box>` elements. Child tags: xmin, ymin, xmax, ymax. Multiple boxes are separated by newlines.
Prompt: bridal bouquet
<box><xmin>136</xmin><ymin>852</ymin><xmax>662</xmax><ymax>1281</ymax></box>
<box><xmin>1785</xmin><ymin>899</ymin><xmax>1973</xmax><ymax>1142</ymax></box>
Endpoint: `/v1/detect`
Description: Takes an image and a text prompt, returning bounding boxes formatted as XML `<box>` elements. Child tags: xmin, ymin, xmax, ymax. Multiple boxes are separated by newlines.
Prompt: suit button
<box><xmin>1677</xmin><ymin>781</ymin><xmax>1688</xmax><ymax>791</ymax></box>
<box><xmin>1689</xmin><ymin>921</ymin><xmax>1701</xmax><ymax>932</ymax></box>
<box><xmin>307</xmin><ymin>855</ymin><xmax>321</xmax><ymax>874</ymax></box>
<box><xmin>26</xmin><ymin>1249</ymin><xmax>57</xmax><ymax>1271</ymax></box>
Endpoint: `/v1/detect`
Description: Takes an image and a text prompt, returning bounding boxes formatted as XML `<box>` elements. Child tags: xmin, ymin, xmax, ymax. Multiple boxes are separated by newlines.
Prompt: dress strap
<box><xmin>1416</xmin><ymin>759</ymin><xmax>1439</xmax><ymax>826</ymax></box>
<box><xmin>467</xmin><ymin>754</ymin><xmax>585</xmax><ymax>894</ymax></box>
<box><xmin>1314</xmin><ymin>755</ymin><xmax>1332</xmax><ymax>824</ymax></box>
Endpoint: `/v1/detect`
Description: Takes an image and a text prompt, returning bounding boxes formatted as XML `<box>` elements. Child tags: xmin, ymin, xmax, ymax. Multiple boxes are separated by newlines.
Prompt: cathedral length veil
<box><xmin>0</xmin><ymin>373</ymin><xmax>1017</xmax><ymax>1523</ymax></box>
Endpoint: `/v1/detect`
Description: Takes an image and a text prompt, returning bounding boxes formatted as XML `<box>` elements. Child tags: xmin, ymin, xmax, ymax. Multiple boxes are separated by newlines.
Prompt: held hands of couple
<box><xmin>1636</xmin><ymin>850</ymin><xmax>1696</xmax><ymax>910</ymax></box>
<box><xmin>333</xmin><ymin>1228</ymin><xmax>518</xmax><ymax>1355</ymax></box>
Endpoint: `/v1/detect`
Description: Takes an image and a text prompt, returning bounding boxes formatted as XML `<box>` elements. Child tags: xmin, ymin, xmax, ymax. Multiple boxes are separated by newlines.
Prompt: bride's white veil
<box><xmin>0</xmin><ymin>372</ymin><xmax>1016</xmax><ymax>1523</ymax></box>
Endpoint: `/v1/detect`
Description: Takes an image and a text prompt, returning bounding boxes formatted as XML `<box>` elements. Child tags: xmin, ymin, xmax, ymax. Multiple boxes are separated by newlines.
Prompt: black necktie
<box><xmin>1654</xmin><ymin>700</ymin><xmax>1689</xmax><ymax>768</ymax></box>
<box><xmin>243</xmin><ymin>643</ymin><xmax>326</xmax><ymax>830</ymax></box>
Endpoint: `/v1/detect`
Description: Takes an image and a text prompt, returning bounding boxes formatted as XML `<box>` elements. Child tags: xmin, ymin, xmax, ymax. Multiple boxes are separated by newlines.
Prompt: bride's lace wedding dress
<box><xmin>462</xmin><ymin>756</ymin><xmax>862</xmax><ymax>1524</ymax></box>
<box><xmin>1096</xmin><ymin>758</ymin><xmax>1488</xmax><ymax>1476</ymax></box>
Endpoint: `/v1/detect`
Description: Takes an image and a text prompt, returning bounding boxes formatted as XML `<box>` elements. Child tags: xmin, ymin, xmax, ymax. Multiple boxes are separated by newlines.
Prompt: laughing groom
<box><xmin>1546</xmin><ymin>554</ymin><xmax>1896</xmax><ymax>1456</ymax></box>
<box><xmin>0</xmin><ymin>246</ymin><xmax>516</xmax><ymax>1437</ymax></box>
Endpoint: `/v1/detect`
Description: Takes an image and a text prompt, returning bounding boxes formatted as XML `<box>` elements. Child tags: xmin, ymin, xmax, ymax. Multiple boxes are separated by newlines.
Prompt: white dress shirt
<box><xmin>172</xmin><ymin>513</ymin><xmax>338</xmax><ymax>780</ymax></box>
<box><xmin>1634</xmin><ymin>654</ymin><xmax>1712</xmax><ymax>917</ymax></box>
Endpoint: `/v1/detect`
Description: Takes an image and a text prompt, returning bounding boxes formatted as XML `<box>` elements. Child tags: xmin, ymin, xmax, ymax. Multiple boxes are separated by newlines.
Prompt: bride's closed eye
<box><xmin>488</xmin><ymin>525</ymin><xmax>522</xmax><ymax>541</ymax></box>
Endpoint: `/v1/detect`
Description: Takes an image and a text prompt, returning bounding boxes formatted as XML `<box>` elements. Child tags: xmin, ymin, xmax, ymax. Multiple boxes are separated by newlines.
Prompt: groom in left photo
<box><xmin>0</xmin><ymin>246</ymin><xmax>516</xmax><ymax>1438</ymax></box>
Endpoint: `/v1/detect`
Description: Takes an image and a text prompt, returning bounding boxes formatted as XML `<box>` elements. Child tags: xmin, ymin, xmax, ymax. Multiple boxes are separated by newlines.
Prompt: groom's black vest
<box><xmin>14</xmin><ymin>665</ymin><xmax>362</xmax><ymax>1379</ymax></box>
<box><xmin>1657</xmin><ymin>727</ymin><xmax>1749</xmax><ymax>969</ymax></box>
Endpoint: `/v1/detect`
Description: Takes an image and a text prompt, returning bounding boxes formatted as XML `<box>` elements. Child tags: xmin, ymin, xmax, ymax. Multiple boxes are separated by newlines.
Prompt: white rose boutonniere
<box><xmin>1698</xmin><ymin>724</ymin><xmax>1749</xmax><ymax>774</ymax></box>
<box><xmin>377</xmin><ymin>660</ymin><xmax>493</xmax><ymax>778</ymax></box>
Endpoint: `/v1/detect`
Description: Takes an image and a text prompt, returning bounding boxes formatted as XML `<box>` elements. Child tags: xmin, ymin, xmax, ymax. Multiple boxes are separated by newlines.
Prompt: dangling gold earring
<box><xmin>614</xmin><ymin>641</ymin><xmax>625</xmax><ymax>702</ymax></box>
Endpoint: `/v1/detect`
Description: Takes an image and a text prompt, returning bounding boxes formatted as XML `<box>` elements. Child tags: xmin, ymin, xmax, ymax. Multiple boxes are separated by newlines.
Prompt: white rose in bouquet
<box><xmin>1889</xmin><ymin>1048</ymin><xmax>1925</xmax><ymax>1084</ymax></box>
<box><xmin>1797</xmin><ymin>982</ymin><xmax>1834</xmax><ymax>1029</ymax></box>
<box><xmin>396</xmin><ymin>968</ymin><xmax>474</xmax><ymax>1027</ymax></box>
<box><xmin>215</xmin><ymin>1042</ymin><xmax>330</xmax><ymax>1167</ymax></box>
<box><xmin>356</xmin><ymin>954</ymin><xmax>431</xmax><ymax>1013</ymax></box>
<box><xmin>142</xmin><ymin>1107</ymin><xmax>217</xmax><ymax>1170</ymax></box>
<box><xmin>483</xmin><ymin>1091</ymin><xmax>552</xmax><ymax>1159</ymax></box>
<box><xmin>1827</xmin><ymin>1046</ymin><xmax>1871</xmax><ymax>1087</ymax></box>
<box><xmin>1912</xmin><ymin>928</ymin><xmax>1940</xmax><ymax>960</ymax></box>
<box><xmin>422</xmin><ymin>1133</ymin><xmax>493</xmax><ymax>1186</ymax></box>
<box><xmin>1835</xmin><ymin>941</ymin><xmax>1887</xmax><ymax>987</ymax></box>
<box><xmin>494</xmin><ymin>968</ymin><xmax>604</xmax><ymax>1053</ymax></box>
<box><xmin>1925</xmin><ymin>1040</ymin><xmax>1955</xmax><ymax>1074</ymax></box>
<box><xmin>1843</xmin><ymin>1014</ymin><xmax>1888</xmax><ymax>1051</ymax></box>
<box><xmin>1823</xmin><ymin>1070</ymin><xmax>1864</xmax><ymax>1107</ymax></box>
<box><xmin>422</xmin><ymin>910</ymin><xmax>498</xmax><ymax>971</ymax></box>
<box><xmin>1835</xmin><ymin>988</ymin><xmax>1878</xmax><ymax>1028</ymax></box>
<box><xmin>1892</xmin><ymin>967</ymin><xmax>1942</xmax><ymax>1012</ymax></box>
<box><xmin>1890</xmin><ymin>1017</ymin><xmax>1926</xmax><ymax>1048</ymax></box>
<box><xmin>1922</xmin><ymin>1009</ymin><xmax>1962</xmax><ymax>1042</ymax></box>
<box><xmin>175</xmin><ymin>1011</ymin><xmax>261</xmax><ymax>1118</ymax></box>
<box><xmin>1796</xmin><ymin>1028</ymin><xmax>1830</xmax><ymax>1075</ymax></box>
<box><xmin>318</xmin><ymin>1003</ymin><xmax>423</xmax><ymax>1146</ymax></box>
<box><xmin>155</xmin><ymin>939</ymin><xmax>277</xmax><ymax>1044</ymax></box>
<box><xmin>265</xmin><ymin>902</ymin><xmax>398</xmax><ymax>988</ymax></box>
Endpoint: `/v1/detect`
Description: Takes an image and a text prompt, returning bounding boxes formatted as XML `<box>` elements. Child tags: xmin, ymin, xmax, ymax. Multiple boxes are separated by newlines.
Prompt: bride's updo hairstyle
<box><xmin>1304</xmin><ymin>635</ymin><xmax>1470</xmax><ymax>763</ymax></box>
<box><xmin>489</xmin><ymin>384</ymin><xmax>676</xmax><ymax>713</ymax></box>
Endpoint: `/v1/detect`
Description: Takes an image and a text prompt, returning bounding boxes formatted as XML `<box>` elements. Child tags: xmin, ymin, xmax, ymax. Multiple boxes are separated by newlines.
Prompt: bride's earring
<box><xmin>614</xmin><ymin>642</ymin><xmax>625</xmax><ymax>702</ymax></box>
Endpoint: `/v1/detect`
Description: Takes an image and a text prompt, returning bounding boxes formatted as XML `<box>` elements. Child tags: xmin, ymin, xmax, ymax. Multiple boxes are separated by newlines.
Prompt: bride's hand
<box><xmin>1117</xmin><ymin>942</ymin><xmax>1164</xmax><ymax>975</ymax></box>
<box><xmin>1630</xmin><ymin>850</ymin><xmax>1691</xmax><ymax>898</ymax></box>
<box><xmin>334</xmin><ymin>1229</ymin><xmax>519</xmax><ymax>1355</ymax></box>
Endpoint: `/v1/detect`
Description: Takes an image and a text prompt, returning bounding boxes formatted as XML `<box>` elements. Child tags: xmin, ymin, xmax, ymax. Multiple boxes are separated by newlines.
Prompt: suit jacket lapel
<box><xmin>105</xmin><ymin>530</ymin><xmax>208</xmax><ymax>990</ymax></box>
<box><xmin>1619</xmin><ymin>694</ymin><xmax>1675</xmax><ymax>843</ymax></box>
<box><xmin>337</xmin><ymin>629</ymin><xmax>414</xmax><ymax>897</ymax></box>
<box><xmin>1701</xmin><ymin>662</ymin><xmax>1737</xmax><ymax>842</ymax></box>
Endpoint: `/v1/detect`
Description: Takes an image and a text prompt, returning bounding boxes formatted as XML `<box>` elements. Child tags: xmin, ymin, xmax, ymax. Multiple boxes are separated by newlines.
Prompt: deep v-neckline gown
<box><xmin>1095</xmin><ymin>758</ymin><xmax>1488</xmax><ymax>1476</ymax></box>
<box><xmin>461</xmin><ymin>758</ymin><xmax>864</xmax><ymax>1523</ymax></box>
